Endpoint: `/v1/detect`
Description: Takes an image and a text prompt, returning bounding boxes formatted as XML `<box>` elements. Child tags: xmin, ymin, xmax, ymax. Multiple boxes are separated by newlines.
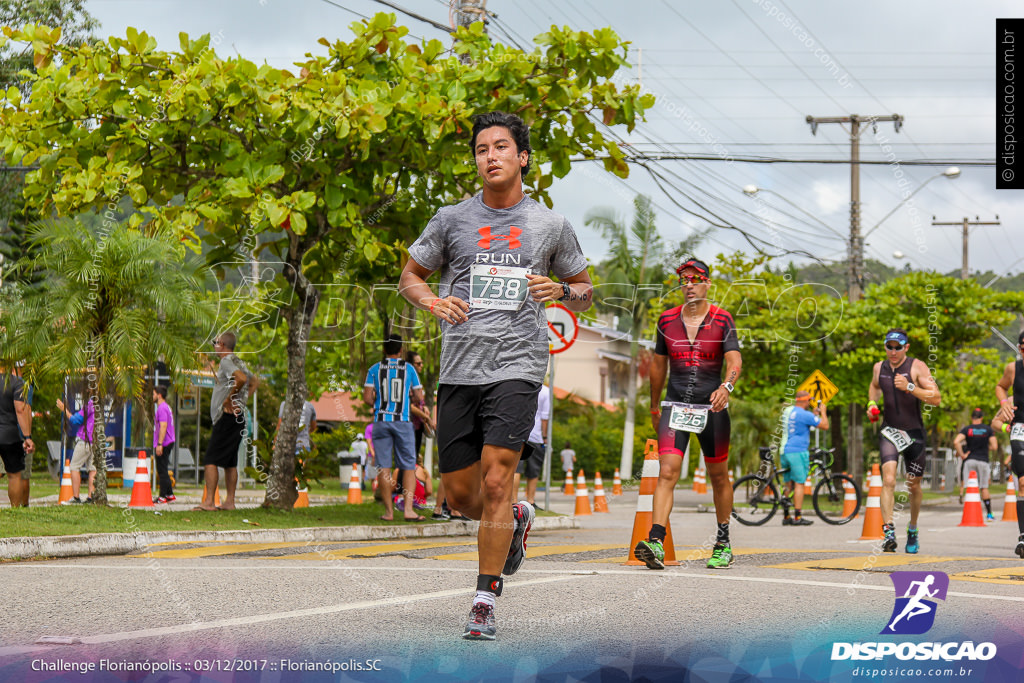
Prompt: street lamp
<box><xmin>741</xmin><ymin>185</ymin><xmax>846</xmax><ymax>239</ymax></box>
<box><xmin>862</xmin><ymin>167</ymin><xmax>960</xmax><ymax>240</ymax></box>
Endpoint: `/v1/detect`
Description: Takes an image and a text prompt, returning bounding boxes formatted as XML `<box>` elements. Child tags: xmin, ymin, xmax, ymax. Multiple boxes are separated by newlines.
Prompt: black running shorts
<box><xmin>657</xmin><ymin>407</ymin><xmax>731</xmax><ymax>463</ymax></box>
<box><xmin>204</xmin><ymin>414</ymin><xmax>246</xmax><ymax>469</ymax></box>
<box><xmin>0</xmin><ymin>441</ymin><xmax>26</xmax><ymax>474</ymax></box>
<box><xmin>515</xmin><ymin>441</ymin><xmax>544</xmax><ymax>478</ymax></box>
<box><xmin>879</xmin><ymin>427</ymin><xmax>927</xmax><ymax>478</ymax></box>
<box><xmin>436</xmin><ymin>381</ymin><xmax>541</xmax><ymax>474</ymax></box>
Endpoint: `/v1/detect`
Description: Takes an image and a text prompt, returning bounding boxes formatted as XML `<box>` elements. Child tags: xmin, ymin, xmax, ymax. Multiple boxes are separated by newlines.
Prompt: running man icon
<box><xmin>882</xmin><ymin>571</ymin><xmax>949</xmax><ymax>635</ymax></box>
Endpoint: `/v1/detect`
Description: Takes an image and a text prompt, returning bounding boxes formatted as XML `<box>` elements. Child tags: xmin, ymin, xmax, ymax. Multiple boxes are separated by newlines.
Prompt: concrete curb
<box><xmin>0</xmin><ymin>515</ymin><xmax>579</xmax><ymax>561</ymax></box>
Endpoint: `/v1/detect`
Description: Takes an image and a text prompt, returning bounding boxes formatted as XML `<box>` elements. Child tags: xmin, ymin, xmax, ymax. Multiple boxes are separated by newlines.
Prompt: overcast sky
<box><xmin>81</xmin><ymin>0</ymin><xmax>1017</xmax><ymax>278</ymax></box>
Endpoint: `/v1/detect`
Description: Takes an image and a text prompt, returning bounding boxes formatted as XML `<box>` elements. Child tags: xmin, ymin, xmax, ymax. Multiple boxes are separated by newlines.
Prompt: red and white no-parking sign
<box><xmin>545</xmin><ymin>303</ymin><xmax>578</xmax><ymax>354</ymax></box>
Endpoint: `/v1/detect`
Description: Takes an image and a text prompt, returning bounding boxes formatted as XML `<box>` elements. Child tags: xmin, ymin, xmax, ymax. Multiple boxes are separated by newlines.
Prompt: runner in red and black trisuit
<box><xmin>635</xmin><ymin>258</ymin><xmax>742</xmax><ymax>570</ymax></box>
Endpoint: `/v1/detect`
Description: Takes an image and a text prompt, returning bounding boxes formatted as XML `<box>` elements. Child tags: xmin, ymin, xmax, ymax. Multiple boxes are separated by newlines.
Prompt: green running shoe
<box><xmin>634</xmin><ymin>539</ymin><xmax>665</xmax><ymax>569</ymax></box>
<box><xmin>706</xmin><ymin>543</ymin><xmax>734</xmax><ymax>569</ymax></box>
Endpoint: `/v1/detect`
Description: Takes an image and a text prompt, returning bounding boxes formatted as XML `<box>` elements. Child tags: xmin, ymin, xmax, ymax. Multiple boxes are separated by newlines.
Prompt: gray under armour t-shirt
<box><xmin>409</xmin><ymin>193</ymin><xmax>588</xmax><ymax>386</ymax></box>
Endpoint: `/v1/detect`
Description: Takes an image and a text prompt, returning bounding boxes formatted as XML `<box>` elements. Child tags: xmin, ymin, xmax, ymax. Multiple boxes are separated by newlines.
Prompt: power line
<box><xmin>365</xmin><ymin>0</ymin><xmax>453</xmax><ymax>33</ymax></box>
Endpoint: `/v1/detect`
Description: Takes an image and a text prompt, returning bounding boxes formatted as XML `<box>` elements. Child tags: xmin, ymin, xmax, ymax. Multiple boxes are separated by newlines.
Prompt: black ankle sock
<box><xmin>794</xmin><ymin>509</ymin><xmax>802</xmax><ymax>519</ymax></box>
<box><xmin>476</xmin><ymin>574</ymin><xmax>502</xmax><ymax>596</ymax></box>
<box><xmin>716</xmin><ymin>522</ymin><xmax>730</xmax><ymax>545</ymax></box>
<box><xmin>649</xmin><ymin>524</ymin><xmax>666</xmax><ymax>543</ymax></box>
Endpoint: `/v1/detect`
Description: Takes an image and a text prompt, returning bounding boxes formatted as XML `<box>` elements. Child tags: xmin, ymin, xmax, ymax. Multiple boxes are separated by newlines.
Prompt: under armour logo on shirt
<box><xmin>477</xmin><ymin>226</ymin><xmax>522</xmax><ymax>249</ymax></box>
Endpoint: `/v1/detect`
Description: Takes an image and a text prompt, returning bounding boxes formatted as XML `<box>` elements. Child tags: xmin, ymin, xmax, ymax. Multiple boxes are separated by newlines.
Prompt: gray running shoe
<box><xmin>462</xmin><ymin>602</ymin><xmax>496</xmax><ymax>641</ymax></box>
<box><xmin>503</xmin><ymin>501</ymin><xmax>535</xmax><ymax>576</ymax></box>
<box><xmin>882</xmin><ymin>525</ymin><xmax>897</xmax><ymax>552</ymax></box>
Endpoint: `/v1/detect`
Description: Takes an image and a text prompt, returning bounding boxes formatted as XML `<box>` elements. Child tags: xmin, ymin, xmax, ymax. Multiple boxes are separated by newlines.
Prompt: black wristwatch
<box><xmin>558</xmin><ymin>282</ymin><xmax>571</xmax><ymax>301</ymax></box>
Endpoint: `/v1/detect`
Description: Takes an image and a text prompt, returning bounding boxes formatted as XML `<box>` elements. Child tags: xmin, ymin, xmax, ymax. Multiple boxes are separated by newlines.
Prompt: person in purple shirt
<box><xmin>153</xmin><ymin>386</ymin><xmax>176</xmax><ymax>503</ymax></box>
<box><xmin>56</xmin><ymin>396</ymin><xmax>96</xmax><ymax>504</ymax></box>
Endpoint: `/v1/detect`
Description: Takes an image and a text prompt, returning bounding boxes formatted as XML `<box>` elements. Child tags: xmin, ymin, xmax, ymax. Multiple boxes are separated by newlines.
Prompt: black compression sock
<box><xmin>716</xmin><ymin>522</ymin><xmax>730</xmax><ymax>545</ymax></box>
<box><xmin>649</xmin><ymin>524</ymin><xmax>667</xmax><ymax>543</ymax></box>
<box><xmin>984</xmin><ymin>499</ymin><xmax>992</xmax><ymax>514</ymax></box>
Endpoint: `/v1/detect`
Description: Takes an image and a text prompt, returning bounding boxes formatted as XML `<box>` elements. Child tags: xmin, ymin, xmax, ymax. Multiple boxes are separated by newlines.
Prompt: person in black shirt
<box><xmin>954</xmin><ymin>408</ymin><xmax>998</xmax><ymax>521</ymax></box>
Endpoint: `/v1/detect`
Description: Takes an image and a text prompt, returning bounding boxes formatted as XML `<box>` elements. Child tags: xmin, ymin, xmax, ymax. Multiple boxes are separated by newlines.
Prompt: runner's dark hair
<box><xmin>471</xmin><ymin>111</ymin><xmax>532</xmax><ymax>177</ymax></box>
<box><xmin>383</xmin><ymin>334</ymin><xmax>403</xmax><ymax>356</ymax></box>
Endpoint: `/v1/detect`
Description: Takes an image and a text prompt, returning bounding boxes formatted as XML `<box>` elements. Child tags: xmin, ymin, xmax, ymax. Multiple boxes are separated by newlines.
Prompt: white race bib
<box><xmin>470</xmin><ymin>264</ymin><xmax>530</xmax><ymax>311</ymax></box>
<box><xmin>1011</xmin><ymin>423</ymin><xmax>1024</xmax><ymax>443</ymax></box>
<box><xmin>663</xmin><ymin>402</ymin><xmax>711</xmax><ymax>434</ymax></box>
<box><xmin>880</xmin><ymin>426</ymin><xmax>913</xmax><ymax>452</ymax></box>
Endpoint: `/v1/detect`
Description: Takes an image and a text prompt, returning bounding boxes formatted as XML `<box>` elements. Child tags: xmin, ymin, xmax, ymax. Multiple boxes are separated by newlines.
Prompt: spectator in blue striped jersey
<box><xmin>363</xmin><ymin>335</ymin><xmax>426</xmax><ymax>521</ymax></box>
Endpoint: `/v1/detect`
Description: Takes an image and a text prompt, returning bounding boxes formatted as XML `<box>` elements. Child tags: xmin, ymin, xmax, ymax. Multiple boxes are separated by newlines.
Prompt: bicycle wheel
<box><xmin>813</xmin><ymin>473</ymin><xmax>861</xmax><ymax>525</ymax></box>
<box><xmin>732</xmin><ymin>474</ymin><xmax>780</xmax><ymax>526</ymax></box>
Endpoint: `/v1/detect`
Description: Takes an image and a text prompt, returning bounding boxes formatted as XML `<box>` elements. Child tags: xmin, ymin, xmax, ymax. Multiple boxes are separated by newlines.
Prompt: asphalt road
<box><xmin>1</xmin><ymin>489</ymin><xmax>1021</xmax><ymax>682</ymax></box>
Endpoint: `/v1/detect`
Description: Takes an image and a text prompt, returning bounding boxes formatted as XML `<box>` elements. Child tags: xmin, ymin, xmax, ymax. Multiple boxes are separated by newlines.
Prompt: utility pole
<box><xmin>806</xmin><ymin>114</ymin><xmax>903</xmax><ymax>303</ymax></box>
<box><xmin>805</xmin><ymin>113</ymin><xmax>902</xmax><ymax>486</ymax></box>
<box><xmin>454</xmin><ymin>0</ymin><xmax>488</xmax><ymax>32</ymax></box>
<box><xmin>931</xmin><ymin>216</ymin><xmax>1001</xmax><ymax>279</ymax></box>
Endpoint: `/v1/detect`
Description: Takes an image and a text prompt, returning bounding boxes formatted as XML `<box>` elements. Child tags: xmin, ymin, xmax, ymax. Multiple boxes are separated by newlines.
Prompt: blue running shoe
<box><xmin>905</xmin><ymin>527</ymin><xmax>919</xmax><ymax>554</ymax></box>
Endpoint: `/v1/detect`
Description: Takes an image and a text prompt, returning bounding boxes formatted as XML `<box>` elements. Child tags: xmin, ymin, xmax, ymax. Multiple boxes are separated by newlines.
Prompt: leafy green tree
<box><xmin>0</xmin><ymin>1</ymin><xmax>97</xmax><ymax>287</ymax></box>
<box><xmin>586</xmin><ymin>195</ymin><xmax>666</xmax><ymax>480</ymax></box>
<box><xmin>0</xmin><ymin>16</ymin><xmax>652</xmax><ymax>507</ymax></box>
<box><xmin>2</xmin><ymin>219</ymin><xmax>213</xmax><ymax>504</ymax></box>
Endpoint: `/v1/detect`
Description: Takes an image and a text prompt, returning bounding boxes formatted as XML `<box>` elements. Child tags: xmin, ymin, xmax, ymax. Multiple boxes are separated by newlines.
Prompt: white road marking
<box><xmin>0</xmin><ymin>574</ymin><xmax>585</xmax><ymax>658</ymax></box>
<box><xmin>11</xmin><ymin>563</ymin><xmax>1024</xmax><ymax>604</ymax></box>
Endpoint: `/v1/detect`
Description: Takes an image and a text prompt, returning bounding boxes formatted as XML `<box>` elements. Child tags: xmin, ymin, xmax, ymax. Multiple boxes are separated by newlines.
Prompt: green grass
<box><xmin>0</xmin><ymin>501</ymin><xmax>561</xmax><ymax>538</ymax></box>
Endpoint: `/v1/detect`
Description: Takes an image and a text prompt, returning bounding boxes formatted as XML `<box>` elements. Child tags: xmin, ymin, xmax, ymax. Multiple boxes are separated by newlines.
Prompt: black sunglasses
<box><xmin>885</xmin><ymin>343</ymin><xmax>904</xmax><ymax>351</ymax></box>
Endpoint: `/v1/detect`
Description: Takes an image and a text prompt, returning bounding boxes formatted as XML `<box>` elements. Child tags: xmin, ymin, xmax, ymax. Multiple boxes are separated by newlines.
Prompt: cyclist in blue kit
<box><xmin>399</xmin><ymin>111</ymin><xmax>593</xmax><ymax>640</ymax></box>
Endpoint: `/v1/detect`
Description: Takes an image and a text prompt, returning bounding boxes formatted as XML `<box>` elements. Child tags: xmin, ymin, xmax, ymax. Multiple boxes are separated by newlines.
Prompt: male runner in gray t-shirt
<box><xmin>400</xmin><ymin>111</ymin><xmax>592</xmax><ymax>641</ymax></box>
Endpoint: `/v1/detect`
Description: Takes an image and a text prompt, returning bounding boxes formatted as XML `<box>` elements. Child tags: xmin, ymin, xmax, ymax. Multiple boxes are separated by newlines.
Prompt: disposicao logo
<box><xmin>831</xmin><ymin>571</ymin><xmax>997</xmax><ymax>662</ymax></box>
<box><xmin>882</xmin><ymin>571</ymin><xmax>947</xmax><ymax>635</ymax></box>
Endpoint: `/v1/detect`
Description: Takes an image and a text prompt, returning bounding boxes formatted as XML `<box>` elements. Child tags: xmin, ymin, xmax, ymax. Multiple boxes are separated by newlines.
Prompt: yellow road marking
<box><xmin>430</xmin><ymin>544</ymin><xmax>624</xmax><ymax>562</ymax></box>
<box><xmin>276</xmin><ymin>541</ymin><xmax>473</xmax><ymax>561</ymax></box>
<box><xmin>138</xmin><ymin>541</ymin><xmax>335</xmax><ymax>559</ymax></box>
<box><xmin>949</xmin><ymin>567</ymin><xmax>1024</xmax><ymax>586</ymax></box>
<box><xmin>764</xmin><ymin>555</ymin><xmax>978</xmax><ymax>571</ymax></box>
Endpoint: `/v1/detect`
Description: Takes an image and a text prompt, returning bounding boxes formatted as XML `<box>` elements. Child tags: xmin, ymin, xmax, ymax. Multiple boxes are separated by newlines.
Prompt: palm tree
<box><xmin>2</xmin><ymin>218</ymin><xmax>213</xmax><ymax>504</ymax></box>
<box><xmin>585</xmin><ymin>196</ymin><xmax>667</xmax><ymax>480</ymax></box>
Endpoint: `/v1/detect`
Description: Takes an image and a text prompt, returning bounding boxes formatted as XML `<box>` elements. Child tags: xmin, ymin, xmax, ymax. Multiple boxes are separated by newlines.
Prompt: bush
<box><xmin>551</xmin><ymin>397</ymin><xmax>657</xmax><ymax>481</ymax></box>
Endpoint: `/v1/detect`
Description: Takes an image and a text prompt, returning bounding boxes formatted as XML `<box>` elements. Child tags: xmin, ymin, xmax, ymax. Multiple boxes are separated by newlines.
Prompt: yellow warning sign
<box><xmin>797</xmin><ymin>370</ymin><xmax>839</xmax><ymax>406</ymax></box>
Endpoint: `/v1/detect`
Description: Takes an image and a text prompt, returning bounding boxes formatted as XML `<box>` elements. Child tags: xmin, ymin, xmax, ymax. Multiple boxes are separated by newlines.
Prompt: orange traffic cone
<box><xmin>58</xmin><ymin>457</ymin><xmax>74</xmax><ymax>504</ymax></box>
<box><xmin>347</xmin><ymin>463</ymin><xmax>363</xmax><ymax>504</ymax></box>
<box><xmin>804</xmin><ymin>473</ymin><xmax>814</xmax><ymax>496</ymax></box>
<box><xmin>294</xmin><ymin>486</ymin><xmax>309</xmax><ymax>508</ymax></box>
<box><xmin>940</xmin><ymin>473</ymin><xmax>946</xmax><ymax>491</ymax></box>
<box><xmin>593</xmin><ymin>472</ymin><xmax>610</xmax><ymax>513</ymax></box>
<box><xmin>564</xmin><ymin>469</ymin><xmax>575</xmax><ymax>495</ymax></box>
<box><xmin>612</xmin><ymin>468</ymin><xmax>623</xmax><ymax>496</ymax></box>
<box><xmin>842</xmin><ymin>473</ymin><xmax>859</xmax><ymax>519</ymax></box>
<box><xmin>128</xmin><ymin>451</ymin><xmax>154</xmax><ymax>508</ymax></box>
<box><xmin>693</xmin><ymin>468</ymin><xmax>707</xmax><ymax>494</ymax></box>
<box><xmin>1003</xmin><ymin>474</ymin><xmax>1018</xmax><ymax>522</ymax></box>
<box><xmin>626</xmin><ymin>439</ymin><xmax>679</xmax><ymax>566</ymax></box>
<box><xmin>574</xmin><ymin>470</ymin><xmax>592</xmax><ymax>516</ymax></box>
<box><xmin>859</xmin><ymin>464</ymin><xmax>883</xmax><ymax>540</ymax></box>
<box><xmin>959</xmin><ymin>471</ymin><xmax>986</xmax><ymax>526</ymax></box>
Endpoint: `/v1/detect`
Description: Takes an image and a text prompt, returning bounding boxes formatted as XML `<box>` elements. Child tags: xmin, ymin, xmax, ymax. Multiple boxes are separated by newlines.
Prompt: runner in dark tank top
<box><xmin>867</xmin><ymin>328</ymin><xmax>941</xmax><ymax>556</ymax></box>
<box><xmin>993</xmin><ymin>331</ymin><xmax>1024</xmax><ymax>557</ymax></box>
